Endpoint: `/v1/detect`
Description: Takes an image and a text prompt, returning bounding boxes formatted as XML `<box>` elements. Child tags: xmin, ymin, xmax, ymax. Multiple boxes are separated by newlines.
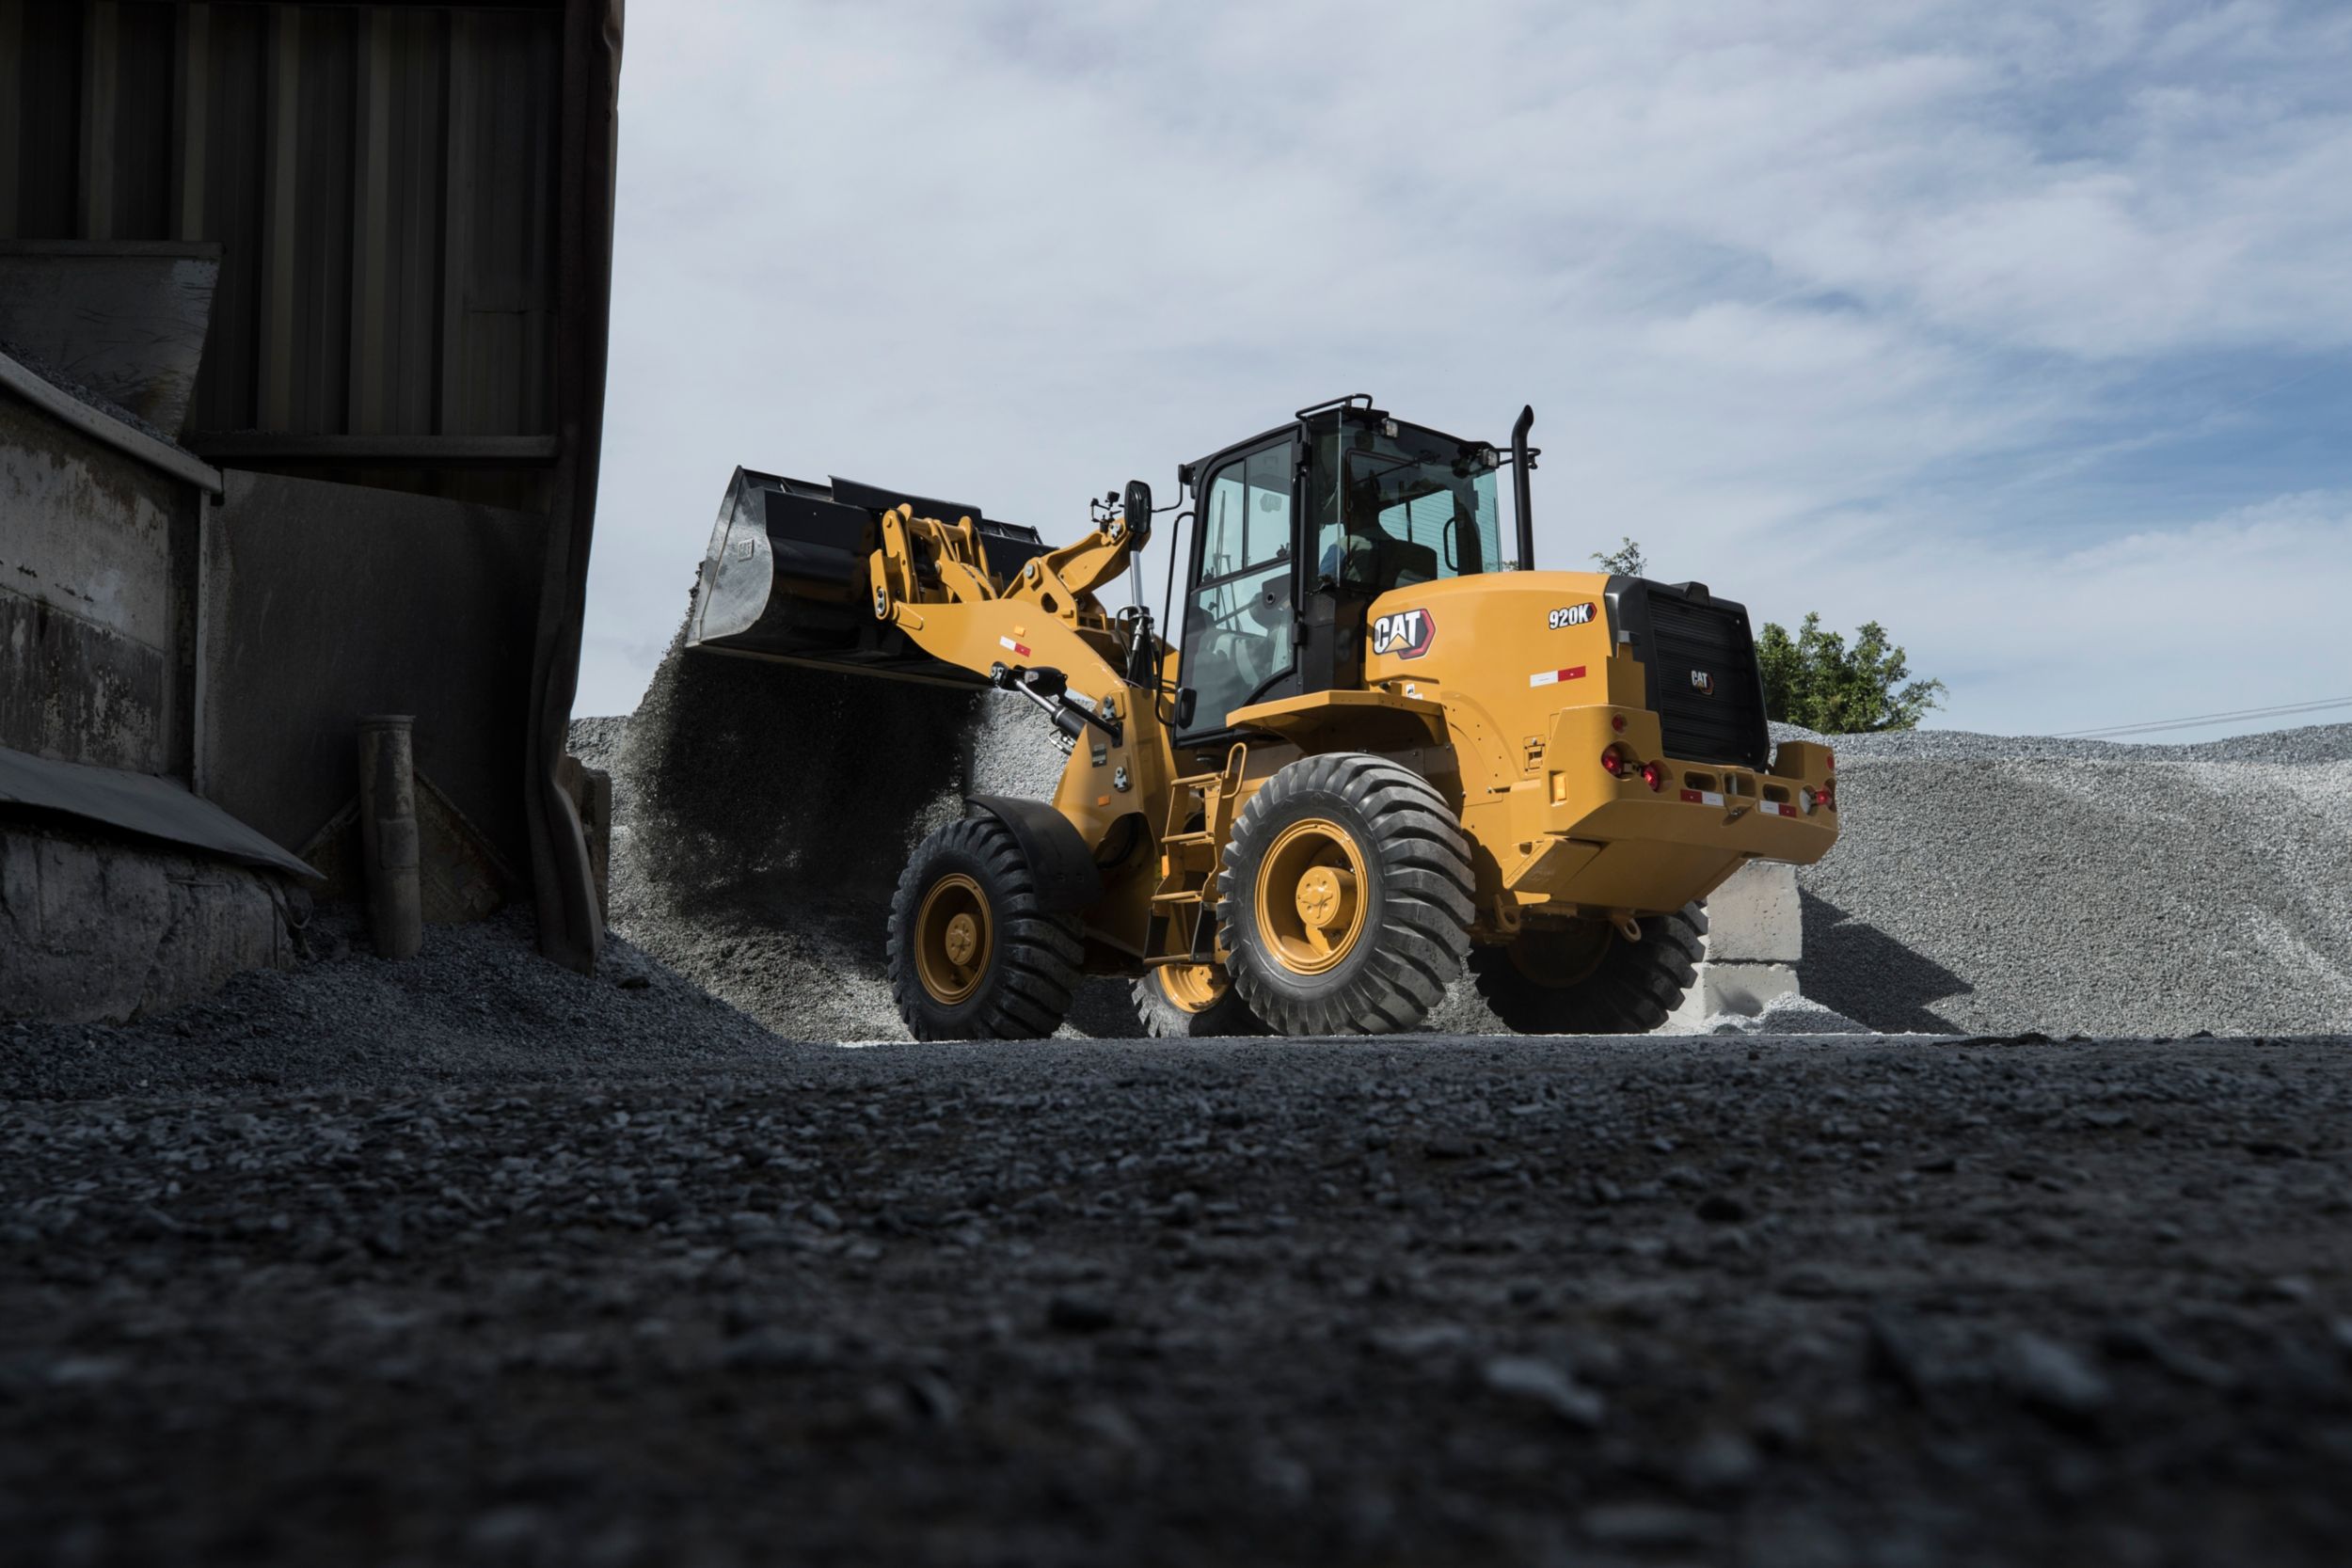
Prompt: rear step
<box><xmin>685</xmin><ymin>467</ymin><xmax>1052</xmax><ymax>687</ymax></box>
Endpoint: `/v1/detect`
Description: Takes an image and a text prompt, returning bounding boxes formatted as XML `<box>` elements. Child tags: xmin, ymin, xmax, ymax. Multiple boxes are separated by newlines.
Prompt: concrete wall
<box><xmin>0</xmin><ymin>388</ymin><xmax>197</xmax><ymax>775</ymax></box>
<box><xmin>199</xmin><ymin>468</ymin><xmax>542</xmax><ymax>863</ymax></box>
<box><xmin>0</xmin><ymin>819</ymin><xmax>294</xmax><ymax>1023</ymax></box>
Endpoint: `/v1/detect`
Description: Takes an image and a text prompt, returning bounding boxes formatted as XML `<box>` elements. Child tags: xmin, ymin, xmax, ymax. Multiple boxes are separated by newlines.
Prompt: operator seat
<box><xmin>1329</xmin><ymin>530</ymin><xmax>1439</xmax><ymax>593</ymax></box>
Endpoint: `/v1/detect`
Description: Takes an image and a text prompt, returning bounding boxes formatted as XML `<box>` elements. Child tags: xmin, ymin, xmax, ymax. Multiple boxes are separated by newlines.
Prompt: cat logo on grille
<box><xmin>1690</xmin><ymin>669</ymin><xmax>1715</xmax><ymax>695</ymax></box>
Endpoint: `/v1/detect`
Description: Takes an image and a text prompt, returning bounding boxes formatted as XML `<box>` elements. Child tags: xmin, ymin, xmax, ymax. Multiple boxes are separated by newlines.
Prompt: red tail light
<box><xmin>1600</xmin><ymin>748</ymin><xmax>1625</xmax><ymax>776</ymax></box>
<box><xmin>1611</xmin><ymin>715</ymin><xmax>1628</xmax><ymax>733</ymax></box>
<box><xmin>1640</xmin><ymin>762</ymin><xmax>1663</xmax><ymax>791</ymax></box>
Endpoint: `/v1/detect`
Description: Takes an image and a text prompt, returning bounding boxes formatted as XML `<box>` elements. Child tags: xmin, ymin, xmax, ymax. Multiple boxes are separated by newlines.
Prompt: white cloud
<box><xmin>580</xmin><ymin>0</ymin><xmax>2352</xmax><ymax>741</ymax></box>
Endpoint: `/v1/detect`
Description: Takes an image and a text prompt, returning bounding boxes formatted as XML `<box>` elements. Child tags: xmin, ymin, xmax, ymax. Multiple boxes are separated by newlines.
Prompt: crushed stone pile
<box><xmin>0</xmin><ymin>904</ymin><xmax>792</xmax><ymax>1103</ymax></box>
<box><xmin>1784</xmin><ymin>721</ymin><xmax>2352</xmax><ymax>1037</ymax></box>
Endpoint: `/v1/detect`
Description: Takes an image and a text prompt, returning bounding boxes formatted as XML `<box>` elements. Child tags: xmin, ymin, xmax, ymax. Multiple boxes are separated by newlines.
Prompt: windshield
<box><xmin>1313</xmin><ymin>422</ymin><xmax>1503</xmax><ymax>593</ymax></box>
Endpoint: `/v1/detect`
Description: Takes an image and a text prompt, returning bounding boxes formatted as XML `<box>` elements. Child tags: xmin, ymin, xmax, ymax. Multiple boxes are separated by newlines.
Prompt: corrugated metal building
<box><xmin>1</xmin><ymin>0</ymin><xmax>622</xmax><ymax>1016</ymax></box>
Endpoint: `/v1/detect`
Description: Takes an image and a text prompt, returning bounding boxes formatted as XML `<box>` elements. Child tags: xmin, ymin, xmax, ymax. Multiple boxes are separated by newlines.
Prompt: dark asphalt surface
<box><xmin>5</xmin><ymin>951</ymin><xmax>2349</xmax><ymax>1566</ymax></box>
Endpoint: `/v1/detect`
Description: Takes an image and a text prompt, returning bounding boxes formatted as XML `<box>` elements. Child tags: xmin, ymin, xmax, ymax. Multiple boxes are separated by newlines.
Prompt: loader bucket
<box><xmin>685</xmin><ymin>467</ymin><xmax>1050</xmax><ymax>687</ymax></box>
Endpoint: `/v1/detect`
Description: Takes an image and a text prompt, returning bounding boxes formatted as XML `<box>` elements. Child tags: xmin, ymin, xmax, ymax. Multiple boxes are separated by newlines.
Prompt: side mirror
<box><xmin>1174</xmin><ymin>688</ymin><xmax>1198</xmax><ymax>729</ymax></box>
<box><xmin>1122</xmin><ymin>480</ymin><xmax>1152</xmax><ymax>548</ymax></box>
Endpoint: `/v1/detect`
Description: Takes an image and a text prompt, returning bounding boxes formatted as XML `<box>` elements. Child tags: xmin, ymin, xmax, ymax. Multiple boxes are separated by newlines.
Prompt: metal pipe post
<box><xmin>358</xmin><ymin>715</ymin><xmax>422</xmax><ymax>958</ymax></box>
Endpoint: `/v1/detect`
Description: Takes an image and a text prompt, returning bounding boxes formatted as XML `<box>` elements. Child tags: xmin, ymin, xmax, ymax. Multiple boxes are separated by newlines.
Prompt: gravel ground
<box><xmin>4</xmin><ymin>918</ymin><xmax>2348</xmax><ymax>1566</ymax></box>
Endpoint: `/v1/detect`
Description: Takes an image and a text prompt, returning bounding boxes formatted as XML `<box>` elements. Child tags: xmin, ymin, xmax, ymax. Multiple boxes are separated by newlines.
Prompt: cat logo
<box><xmin>1690</xmin><ymin>669</ymin><xmax>1715</xmax><ymax>695</ymax></box>
<box><xmin>1547</xmin><ymin>602</ymin><xmax>1596</xmax><ymax>630</ymax></box>
<box><xmin>1370</xmin><ymin>607</ymin><xmax>1438</xmax><ymax>659</ymax></box>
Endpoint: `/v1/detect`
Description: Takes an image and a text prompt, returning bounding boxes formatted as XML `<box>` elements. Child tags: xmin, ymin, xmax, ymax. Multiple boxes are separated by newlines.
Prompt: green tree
<box><xmin>1756</xmin><ymin>612</ymin><xmax>1947</xmax><ymax>733</ymax></box>
<box><xmin>1591</xmin><ymin>535</ymin><xmax>1645</xmax><ymax>576</ymax></box>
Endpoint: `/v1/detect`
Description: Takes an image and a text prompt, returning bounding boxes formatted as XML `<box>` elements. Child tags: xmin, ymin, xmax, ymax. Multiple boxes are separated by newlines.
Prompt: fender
<box><xmin>964</xmin><ymin>794</ymin><xmax>1102</xmax><ymax>912</ymax></box>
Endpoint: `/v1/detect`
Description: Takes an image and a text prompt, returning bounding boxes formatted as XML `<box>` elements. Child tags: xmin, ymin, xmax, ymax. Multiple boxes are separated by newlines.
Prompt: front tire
<box><xmin>1469</xmin><ymin>906</ymin><xmax>1705</xmax><ymax>1034</ymax></box>
<box><xmin>887</xmin><ymin>816</ymin><xmax>1083</xmax><ymax>1039</ymax></box>
<box><xmin>1218</xmin><ymin>753</ymin><xmax>1474</xmax><ymax>1036</ymax></box>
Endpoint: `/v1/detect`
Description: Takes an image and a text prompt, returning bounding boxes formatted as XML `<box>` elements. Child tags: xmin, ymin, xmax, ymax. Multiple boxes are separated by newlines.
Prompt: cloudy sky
<box><xmin>582</xmin><ymin>0</ymin><xmax>2352</xmax><ymax>740</ymax></box>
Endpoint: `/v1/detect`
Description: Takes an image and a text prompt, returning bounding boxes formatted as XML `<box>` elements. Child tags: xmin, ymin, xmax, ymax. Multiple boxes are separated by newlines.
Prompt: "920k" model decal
<box><xmin>1548</xmin><ymin>602</ymin><xmax>1596</xmax><ymax>630</ymax></box>
<box><xmin>1370</xmin><ymin>608</ymin><xmax>1437</xmax><ymax>659</ymax></box>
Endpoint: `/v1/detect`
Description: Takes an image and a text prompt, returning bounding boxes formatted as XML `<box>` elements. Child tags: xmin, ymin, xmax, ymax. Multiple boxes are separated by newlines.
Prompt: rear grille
<box><xmin>1638</xmin><ymin>588</ymin><xmax>1770</xmax><ymax>768</ymax></box>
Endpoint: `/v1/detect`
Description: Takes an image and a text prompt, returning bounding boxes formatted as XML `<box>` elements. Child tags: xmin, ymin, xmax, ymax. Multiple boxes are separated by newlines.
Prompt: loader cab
<box><xmin>1174</xmin><ymin>400</ymin><xmax>1508</xmax><ymax>744</ymax></box>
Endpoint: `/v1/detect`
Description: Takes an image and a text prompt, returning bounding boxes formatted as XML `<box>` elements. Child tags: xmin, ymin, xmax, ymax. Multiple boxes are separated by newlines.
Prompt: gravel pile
<box><xmin>0</xmin><ymin>905</ymin><xmax>798</xmax><ymax>1103</ymax></box>
<box><xmin>1781</xmin><ymin>722</ymin><xmax>2352</xmax><ymax>1036</ymax></box>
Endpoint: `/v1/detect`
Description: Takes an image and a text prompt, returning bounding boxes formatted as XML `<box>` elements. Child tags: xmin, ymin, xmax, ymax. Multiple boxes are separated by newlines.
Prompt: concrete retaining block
<box><xmin>1700</xmin><ymin>861</ymin><xmax>1803</xmax><ymax>963</ymax></box>
<box><xmin>1660</xmin><ymin>961</ymin><xmax>1802</xmax><ymax>1032</ymax></box>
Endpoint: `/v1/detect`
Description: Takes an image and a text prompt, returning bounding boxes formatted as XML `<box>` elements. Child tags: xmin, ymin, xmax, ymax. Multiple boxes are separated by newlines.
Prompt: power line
<box><xmin>2054</xmin><ymin>695</ymin><xmax>2352</xmax><ymax>740</ymax></box>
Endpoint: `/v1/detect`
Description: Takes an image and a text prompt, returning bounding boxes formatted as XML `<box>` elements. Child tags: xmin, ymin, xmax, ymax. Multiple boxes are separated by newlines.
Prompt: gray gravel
<box><xmin>0</xmin><ymin>905</ymin><xmax>799</xmax><ymax>1103</ymax></box>
<box><xmin>1773</xmin><ymin>720</ymin><xmax>2352</xmax><ymax>767</ymax></box>
<box><xmin>5</xmin><ymin>957</ymin><xmax>2349</xmax><ymax>1565</ymax></box>
<box><xmin>1783</xmin><ymin>722</ymin><xmax>2352</xmax><ymax>1036</ymax></box>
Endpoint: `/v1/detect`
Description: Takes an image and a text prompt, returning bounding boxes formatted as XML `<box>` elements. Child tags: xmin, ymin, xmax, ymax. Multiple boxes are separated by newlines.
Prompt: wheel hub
<box><xmin>1254</xmin><ymin>816</ymin><xmax>1370</xmax><ymax>976</ymax></box>
<box><xmin>1157</xmin><ymin>961</ymin><xmax>1229</xmax><ymax>1014</ymax></box>
<box><xmin>944</xmin><ymin>912</ymin><xmax>979</xmax><ymax>967</ymax></box>
<box><xmin>913</xmin><ymin>873</ymin><xmax>993</xmax><ymax>1005</ymax></box>
<box><xmin>1295</xmin><ymin>864</ymin><xmax>1357</xmax><ymax>932</ymax></box>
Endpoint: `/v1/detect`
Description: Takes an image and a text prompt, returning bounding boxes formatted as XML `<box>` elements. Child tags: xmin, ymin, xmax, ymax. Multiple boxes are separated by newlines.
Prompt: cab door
<box><xmin>1177</xmin><ymin>439</ymin><xmax>1298</xmax><ymax>742</ymax></box>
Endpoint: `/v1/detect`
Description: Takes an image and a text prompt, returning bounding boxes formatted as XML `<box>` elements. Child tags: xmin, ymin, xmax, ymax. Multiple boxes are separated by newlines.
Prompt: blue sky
<box><xmin>582</xmin><ymin>0</ymin><xmax>2352</xmax><ymax>739</ymax></box>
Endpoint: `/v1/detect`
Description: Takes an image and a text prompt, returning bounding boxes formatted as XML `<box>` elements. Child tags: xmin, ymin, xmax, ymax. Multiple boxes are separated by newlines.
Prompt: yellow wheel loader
<box><xmin>686</xmin><ymin>395</ymin><xmax>1839</xmax><ymax>1038</ymax></box>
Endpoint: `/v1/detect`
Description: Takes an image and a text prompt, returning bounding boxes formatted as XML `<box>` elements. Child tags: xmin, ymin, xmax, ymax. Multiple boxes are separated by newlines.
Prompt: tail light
<box><xmin>1610</xmin><ymin>715</ymin><xmax>1628</xmax><ymax>733</ymax></box>
<box><xmin>1600</xmin><ymin>748</ymin><xmax>1625</xmax><ymax>777</ymax></box>
<box><xmin>1639</xmin><ymin>762</ymin><xmax>1663</xmax><ymax>791</ymax></box>
<box><xmin>1801</xmin><ymin>787</ymin><xmax>1818</xmax><ymax>815</ymax></box>
<box><xmin>1819</xmin><ymin>780</ymin><xmax>1836</xmax><ymax>812</ymax></box>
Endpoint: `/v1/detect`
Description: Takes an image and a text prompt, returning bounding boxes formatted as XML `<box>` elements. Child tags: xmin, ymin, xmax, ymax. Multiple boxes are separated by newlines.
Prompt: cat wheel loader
<box><xmin>686</xmin><ymin>395</ymin><xmax>1839</xmax><ymax>1038</ymax></box>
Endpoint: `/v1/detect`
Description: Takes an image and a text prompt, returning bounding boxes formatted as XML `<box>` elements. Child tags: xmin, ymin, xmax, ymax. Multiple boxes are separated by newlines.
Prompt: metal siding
<box><xmin>107</xmin><ymin>3</ymin><xmax>178</xmax><ymax>239</ymax></box>
<box><xmin>0</xmin><ymin>1</ymin><xmax>559</xmax><ymax>449</ymax></box>
<box><xmin>192</xmin><ymin>4</ymin><xmax>268</xmax><ymax>432</ymax></box>
<box><xmin>289</xmin><ymin>4</ymin><xmax>354</xmax><ymax>435</ymax></box>
<box><xmin>11</xmin><ymin>1</ymin><xmax>85</xmax><ymax>238</ymax></box>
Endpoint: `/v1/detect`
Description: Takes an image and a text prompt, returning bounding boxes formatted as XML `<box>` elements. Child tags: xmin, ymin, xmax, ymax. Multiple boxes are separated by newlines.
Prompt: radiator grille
<box><xmin>1645</xmin><ymin>591</ymin><xmax>1770</xmax><ymax>768</ymax></box>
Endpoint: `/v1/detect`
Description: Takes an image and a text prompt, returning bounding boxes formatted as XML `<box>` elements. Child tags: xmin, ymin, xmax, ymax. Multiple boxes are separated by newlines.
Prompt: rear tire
<box><xmin>887</xmin><ymin>816</ymin><xmax>1083</xmax><ymax>1039</ymax></box>
<box><xmin>1469</xmin><ymin>905</ymin><xmax>1705</xmax><ymax>1034</ymax></box>
<box><xmin>1129</xmin><ymin>962</ymin><xmax>1265</xmax><ymax>1038</ymax></box>
<box><xmin>1218</xmin><ymin>753</ymin><xmax>1474</xmax><ymax>1036</ymax></box>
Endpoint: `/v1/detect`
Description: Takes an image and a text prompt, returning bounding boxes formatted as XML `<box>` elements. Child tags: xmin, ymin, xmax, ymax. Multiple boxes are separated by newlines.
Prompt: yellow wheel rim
<box><xmin>1508</xmin><ymin>919</ymin><xmax>1614</xmax><ymax>990</ymax></box>
<box><xmin>914</xmin><ymin>873</ymin><xmax>993</xmax><ymax>1005</ymax></box>
<box><xmin>1157</xmin><ymin>961</ymin><xmax>1230</xmax><ymax>1014</ymax></box>
<box><xmin>1253</xmin><ymin>816</ymin><xmax>1369</xmax><ymax>976</ymax></box>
